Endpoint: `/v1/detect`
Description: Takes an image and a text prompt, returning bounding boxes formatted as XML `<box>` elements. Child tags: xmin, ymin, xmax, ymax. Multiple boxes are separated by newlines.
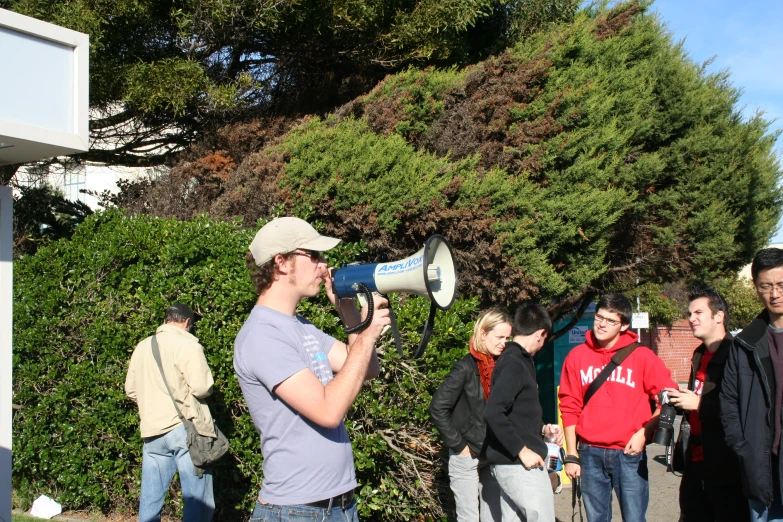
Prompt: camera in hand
<box><xmin>653</xmin><ymin>390</ymin><xmax>677</xmax><ymax>446</ymax></box>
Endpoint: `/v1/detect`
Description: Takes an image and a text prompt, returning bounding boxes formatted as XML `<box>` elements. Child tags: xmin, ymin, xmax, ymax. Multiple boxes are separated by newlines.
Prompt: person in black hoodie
<box><xmin>430</xmin><ymin>308</ymin><xmax>513</xmax><ymax>521</ymax></box>
<box><xmin>666</xmin><ymin>288</ymin><xmax>748</xmax><ymax>522</ymax></box>
<box><xmin>484</xmin><ymin>302</ymin><xmax>562</xmax><ymax>522</ymax></box>
<box><xmin>721</xmin><ymin>248</ymin><xmax>783</xmax><ymax>522</ymax></box>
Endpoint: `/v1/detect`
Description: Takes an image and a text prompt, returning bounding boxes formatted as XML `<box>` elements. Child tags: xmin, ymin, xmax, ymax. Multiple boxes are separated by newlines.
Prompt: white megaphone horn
<box><xmin>331</xmin><ymin>234</ymin><xmax>457</xmax><ymax>357</ymax></box>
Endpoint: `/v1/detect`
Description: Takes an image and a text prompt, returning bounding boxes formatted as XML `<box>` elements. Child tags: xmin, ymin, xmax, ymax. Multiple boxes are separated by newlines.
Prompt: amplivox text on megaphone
<box><xmin>330</xmin><ymin>235</ymin><xmax>457</xmax><ymax>357</ymax></box>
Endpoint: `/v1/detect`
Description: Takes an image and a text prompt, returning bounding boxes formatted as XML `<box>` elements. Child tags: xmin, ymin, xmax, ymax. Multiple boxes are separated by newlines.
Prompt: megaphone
<box><xmin>331</xmin><ymin>235</ymin><xmax>457</xmax><ymax>357</ymax></box>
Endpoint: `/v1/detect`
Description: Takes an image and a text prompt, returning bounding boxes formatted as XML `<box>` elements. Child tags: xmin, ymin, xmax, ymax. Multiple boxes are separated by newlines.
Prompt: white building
<box><xmin>1</xmin><ymin>8</ymin><xmax>91</xmax><ymax>522</ymax></box>
<box><xmin>12</xmin><ymin>161</ymin><xmax>162</xmax><ymax>209</ymax></box>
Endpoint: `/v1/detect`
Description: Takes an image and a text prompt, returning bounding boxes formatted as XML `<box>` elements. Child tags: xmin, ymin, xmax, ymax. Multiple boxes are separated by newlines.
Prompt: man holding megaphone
<box><xmin>233</xmin><ymin>217</ymin><xmax>390</xmax><ymax>522</ymax></box>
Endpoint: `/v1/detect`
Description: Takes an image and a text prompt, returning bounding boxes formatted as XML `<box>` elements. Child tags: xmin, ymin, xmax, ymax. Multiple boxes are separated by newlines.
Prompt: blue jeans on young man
<box><xmin>250</xmin><ymin>499</ymin><xmax>360</xmax><ymax>522</ymax></box>
<box><xmin>578</xmin><ymin>442</ymin><xmax>648</xmax><ymax>522</ymax></box>
<box><xmin>140</xmin><ymin>423</ymin><xmax>214</xmax><ymax>522</ymax></box>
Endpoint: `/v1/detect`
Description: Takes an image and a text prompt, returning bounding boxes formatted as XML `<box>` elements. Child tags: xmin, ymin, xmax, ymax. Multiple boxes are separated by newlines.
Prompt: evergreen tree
<box><xmin>123</xmin><ymin>1</ymin><xmax>782</xmax><ymax>335</ymax></box>
<box><xmin>0</xmin><ymin>0</ymin><xmax>577</xmax><ymax>179</ymax></box>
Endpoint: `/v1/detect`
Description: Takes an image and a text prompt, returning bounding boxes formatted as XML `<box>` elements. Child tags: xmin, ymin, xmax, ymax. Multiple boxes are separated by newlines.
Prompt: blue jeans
<box><xmin>250</xmin><ymin>499</ymin><xmax>360</xmax><ymax>522</ymax></box>
<box><xmin>749</xmin><ymin>500</ymin><xmax>783</xmax><ymax>522</ymax></box>
<box><xmin>139</xmin><ymin>424</ymin><xmax>214</xmax><ymax>522</ymax></box>
<box><xmin>578</xmin><ymin>442</ymin><xmax>648</xmax><ymax>522</ymax></box>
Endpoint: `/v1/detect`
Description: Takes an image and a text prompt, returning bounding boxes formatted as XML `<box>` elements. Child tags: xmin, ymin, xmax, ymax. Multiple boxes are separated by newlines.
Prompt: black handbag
<box><xmin>151</xmin><ymin>335</ymin><xmax>229</xmax><ymax>473</ymax></box>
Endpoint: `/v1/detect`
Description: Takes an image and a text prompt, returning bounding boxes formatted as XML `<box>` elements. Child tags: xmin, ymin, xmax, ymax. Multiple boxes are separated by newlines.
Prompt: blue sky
<box><xmin>645</xmin><ymin>0</ymin><xmax>783</xmax><ymax>242</ymax></box>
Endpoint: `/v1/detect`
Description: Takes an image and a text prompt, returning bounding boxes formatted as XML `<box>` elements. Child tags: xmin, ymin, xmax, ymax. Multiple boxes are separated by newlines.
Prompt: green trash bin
<box><xmin>536</xmin><ymin>303</ymin><xmax>596</xmax><ymax>424</ymax></box>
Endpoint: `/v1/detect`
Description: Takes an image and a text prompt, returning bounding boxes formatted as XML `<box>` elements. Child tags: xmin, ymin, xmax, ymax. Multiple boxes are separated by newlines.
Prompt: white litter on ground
<box><xmin>30</xmin><ymin>495</ymin><xmax>62</xmax><ymax>519</ymax></box>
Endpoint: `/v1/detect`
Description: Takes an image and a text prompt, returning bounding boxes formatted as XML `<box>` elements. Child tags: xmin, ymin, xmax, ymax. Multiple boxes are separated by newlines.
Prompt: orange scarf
<box><xmin>470</xmin><ymin>338</ymin><xmax>496</xmax><ymax>400</ymax></box>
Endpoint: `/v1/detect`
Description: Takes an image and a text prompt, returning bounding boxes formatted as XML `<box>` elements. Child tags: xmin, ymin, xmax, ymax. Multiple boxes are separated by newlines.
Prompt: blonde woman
<box><xmin>430</xmin><ymin>308</ymin><xmax>513</xmax><ymax>522</ymax></box>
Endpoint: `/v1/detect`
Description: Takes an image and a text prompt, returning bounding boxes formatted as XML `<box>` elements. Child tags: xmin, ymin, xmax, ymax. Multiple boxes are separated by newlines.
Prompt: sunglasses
<box><xmin>292</xmin><ymin>249</ymin><xmax>324</xmax><ymax>261</ymax></box>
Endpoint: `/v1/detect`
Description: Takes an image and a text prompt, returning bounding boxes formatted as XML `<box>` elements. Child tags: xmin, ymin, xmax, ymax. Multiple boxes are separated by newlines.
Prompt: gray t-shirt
<box><xmin>234</xmin><ymin>305</ymin><xmax>356</xmax><ymax>505</ymax></box>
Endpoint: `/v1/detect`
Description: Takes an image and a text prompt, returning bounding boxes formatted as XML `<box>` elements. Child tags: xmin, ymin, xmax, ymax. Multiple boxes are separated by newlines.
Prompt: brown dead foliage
<box><xmin>334</xmin><ymin>71</ymin><xmax>411</xmax><ymax>136</ymax></box>
<box><xmin>422</xmin><ymin>52</ymin><xmax>564</xmax><ymax>176</ymax></box>
<box><xmin>208</xmin><ymin>149</ymin><xmax>289</xmax><ymax>226</ymax></box>
<box><xmin>336</xmin><ymin>66</ymin><xmax>460</xmax><ymax>144</ymax></box>
<box><xmin>196</xmin><ymin>152</ymin><xmax>236</xmax><ymax>180</ymax></box>
<box><xmin>115</xmin><ymin>116</ymin><xmax>298</xmax><ymax>221</ymax></box>
<box><xmin>336</xmin><ymin>85</ymin><xmax>408</xmax><ymax>137</ymax></box>
<box><xmin>362</xmin><ymin>94</ymin><xmax>408</xmax><ymax>137</ymax></box>
<box><xmin>188</xmin><ymin>117</ymin><xmax>298</xmax><ymax>164</ymax></box>
<box><xmin>592</xmin><ymin>1</ymin><xmax>642</xmax><ymax>41</ymax></box>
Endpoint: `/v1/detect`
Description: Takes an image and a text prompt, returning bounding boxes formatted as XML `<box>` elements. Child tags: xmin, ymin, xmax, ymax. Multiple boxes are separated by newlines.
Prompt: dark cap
<box><xmin>165</xmin><ymin>303</ymin><xmax>196</xmax><ymax>323</ymax></box>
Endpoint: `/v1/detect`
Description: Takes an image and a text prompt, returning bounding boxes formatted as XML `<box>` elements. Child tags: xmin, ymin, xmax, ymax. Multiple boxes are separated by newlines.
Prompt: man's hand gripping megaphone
<box><xmin>327</xmin><ymin>235</ymin><xmax>457</xmax><ymax>358</ymax></box>
<box><xmin>323</xmin><ymin>267</ymin><xmax>397</xmax><ymax>352</ymax></box>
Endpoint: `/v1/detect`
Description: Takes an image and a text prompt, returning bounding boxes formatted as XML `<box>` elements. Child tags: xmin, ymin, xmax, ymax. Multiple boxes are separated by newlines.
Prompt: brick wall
<box><xmin>638</xmin><ymin>319</ymin><xmax>700</xmax><ymax>384</ymax></box>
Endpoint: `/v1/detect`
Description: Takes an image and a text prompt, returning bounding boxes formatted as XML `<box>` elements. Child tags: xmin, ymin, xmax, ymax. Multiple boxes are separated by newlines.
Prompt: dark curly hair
<box><xmin>688</xmin><ymin>288</ymin><xmax>729</xmax><ymax>324</ymax></box>
<box><xmin>246</xmin><ymin>251</ymin><xmax>295</xmax><ymax>295</ymax></box>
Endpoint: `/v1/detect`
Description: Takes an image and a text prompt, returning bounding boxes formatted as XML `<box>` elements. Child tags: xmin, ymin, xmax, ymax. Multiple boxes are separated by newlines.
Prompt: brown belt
<box><xmin>304</xmin><ymin>490</ymin><xmax>354</xmax><ymax>509</ymax></box>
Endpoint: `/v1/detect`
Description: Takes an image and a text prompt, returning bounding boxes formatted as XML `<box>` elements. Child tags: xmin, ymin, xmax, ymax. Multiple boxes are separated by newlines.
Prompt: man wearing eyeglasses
<box><xmin>722</xmin><ymin>248</ymin><xmax>783</xmax><ymax>522</ymax></box>
<box><xmin>233</xmin><ymin>217</ymin><xmax>391</xmax><ymax>522</ymax></box>
<box><xmin>559</xmin><ymin>293</ymin><xmax>675</xmax><ymax>522</ymax></box>
<box><xmin>666</xmin><ymin>289</ymin><xmax>748</xmax><ymax>522</ymax></box>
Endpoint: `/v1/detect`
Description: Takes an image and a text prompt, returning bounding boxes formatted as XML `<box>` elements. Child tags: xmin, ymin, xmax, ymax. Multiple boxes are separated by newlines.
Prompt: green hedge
<box><xmin>13</xmin><ymin>209</ymin><xmax>480</xmax><ymax>520</ymax></box>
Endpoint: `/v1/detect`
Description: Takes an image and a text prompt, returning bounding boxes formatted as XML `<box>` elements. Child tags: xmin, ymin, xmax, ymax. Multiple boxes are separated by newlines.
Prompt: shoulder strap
<box><xmin>150</xmin><ymin>335</ymin><xmax>185</xmax><ymax>421</ymax></box>
<box><xmin>572</xmin><ymin>477</ymin><xmax>584</xmax><ymax>522</ymax></box>
<box><xmin>582</xmin><ymin>342</ymin><xmax>638</xmax><ymax>407</ymax></box>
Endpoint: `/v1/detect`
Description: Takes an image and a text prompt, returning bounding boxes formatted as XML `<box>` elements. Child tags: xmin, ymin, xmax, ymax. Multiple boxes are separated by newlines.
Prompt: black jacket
<box><xmin>429</xmin><ymin>354</ymin><xmax>488</xmax><ymax>455</ymax></box>
<box><xmin>721</xmin><ymin>310</ymin><xmax>783</xmax><ymax>505</ymax></box>
<box><xmin>686</xmin><ymin>335</ymin><xmax>742</xmax><ymax>486</ymax></box>
<box><xmin>483</xmin><ymin>342</ymin><xmax>546</xmax><ymax>464</ymax></box>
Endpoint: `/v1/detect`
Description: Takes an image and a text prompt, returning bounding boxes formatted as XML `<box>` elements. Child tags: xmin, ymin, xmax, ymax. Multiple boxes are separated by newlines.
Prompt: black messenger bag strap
<box><xmin>582</xmin><ymin>342</ymin><xmax>639</xmax><ymax>407</ymax></box>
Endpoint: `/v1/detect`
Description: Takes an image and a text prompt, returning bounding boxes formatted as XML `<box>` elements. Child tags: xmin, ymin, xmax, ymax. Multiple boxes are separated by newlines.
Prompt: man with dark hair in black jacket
<box><xmin>484</xmin><ymin>302</ymin><xmax>562</xmax><ymax>522</ymax></box>
<box><xmin>722</xmin><ymin>248</ymin><xmax>783</xmax><ymax>522</ymax></box>
<box><xmin>666</xmin><ymin>289</ymin><xmax>748</xmax><ymax>522</ymax></box>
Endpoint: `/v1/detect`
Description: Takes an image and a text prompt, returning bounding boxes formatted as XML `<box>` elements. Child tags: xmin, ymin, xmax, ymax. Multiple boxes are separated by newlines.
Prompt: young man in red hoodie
<box><xmin>558</xmin><ymin>293</ymin><xmax>676</xmax><ymax>522</ymax></box>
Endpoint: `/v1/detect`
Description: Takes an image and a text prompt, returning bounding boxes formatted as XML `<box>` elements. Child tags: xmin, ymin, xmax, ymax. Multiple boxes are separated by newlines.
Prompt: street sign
<box><xmin>632</xmin><ymin>312</ymin><xmax>649</xmax><ymax>329</ymax></box>
<box><xmin>569</xmin><ymin>325</ymin><xmax>588</xmax><ymax>344</ymax></box>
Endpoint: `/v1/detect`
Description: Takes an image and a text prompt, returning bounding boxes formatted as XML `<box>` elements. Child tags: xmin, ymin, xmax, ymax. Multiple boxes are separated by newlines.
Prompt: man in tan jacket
<box><xmin>125</xmin><ymin>304</ymin><xmax>215</xmax><ymax>522</ymax></box>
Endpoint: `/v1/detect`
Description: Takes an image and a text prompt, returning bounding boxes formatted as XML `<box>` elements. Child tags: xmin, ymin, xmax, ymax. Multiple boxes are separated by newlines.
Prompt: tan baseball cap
<box><xmin>248</xmin><ymin>217</ymin><xmax>341</xmax><ymax>266</ymax></box>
